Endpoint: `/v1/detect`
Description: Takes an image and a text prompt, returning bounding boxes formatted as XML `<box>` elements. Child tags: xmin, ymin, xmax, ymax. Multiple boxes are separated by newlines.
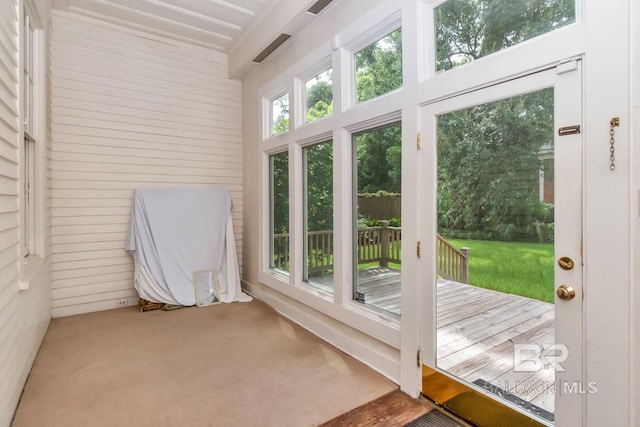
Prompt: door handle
<box><xmin>557</xmin><ymin>284</ymin><xmax>576</xmax><ymax>300</ymax></box>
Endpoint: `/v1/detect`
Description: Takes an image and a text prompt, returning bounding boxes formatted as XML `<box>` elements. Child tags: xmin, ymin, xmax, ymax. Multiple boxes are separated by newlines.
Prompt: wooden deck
<box><xmin>309</xmin><ymin>267</ymin><xmax>556</xmax><ymax>418</ymax></box>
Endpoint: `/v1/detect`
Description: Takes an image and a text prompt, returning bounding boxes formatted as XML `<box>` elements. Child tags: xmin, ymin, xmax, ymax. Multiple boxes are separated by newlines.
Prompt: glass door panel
<box><xmin>420</xmin><ymin>65</ymin><xmax>583</xmax><ymax>426</ymax></box>
<box><xmin>437</xmin><ymin>88</ymin><xmax>556</xmax><ymax>420</ymax></box>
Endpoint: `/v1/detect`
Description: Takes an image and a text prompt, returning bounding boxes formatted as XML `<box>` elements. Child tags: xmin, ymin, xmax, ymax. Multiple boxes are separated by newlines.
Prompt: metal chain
<box><xmin>609</xmin><ymin>117</ymin><xmax>619</xmax><ymax>171</ymax></box>
<box><xmin>610</xmin><ymin>128</ymin><xmax>615</xmax><ymax>170</ymax></box>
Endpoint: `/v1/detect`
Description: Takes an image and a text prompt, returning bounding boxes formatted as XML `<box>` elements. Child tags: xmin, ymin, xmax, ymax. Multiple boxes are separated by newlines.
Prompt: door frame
<box><xmin>417</xmin><ymin>62</ymin><xmax>585</xmax><ymax>426</ymax></box>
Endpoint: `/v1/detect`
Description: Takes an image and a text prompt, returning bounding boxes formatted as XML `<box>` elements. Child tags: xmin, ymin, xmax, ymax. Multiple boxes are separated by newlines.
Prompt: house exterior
<box><xmin>0</xmin><ymin>0</ymin><xmax>638</xmax><ymax>426</ymax></box>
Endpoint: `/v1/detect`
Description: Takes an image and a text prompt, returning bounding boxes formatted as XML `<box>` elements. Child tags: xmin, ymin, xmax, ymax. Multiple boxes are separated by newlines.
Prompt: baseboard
<box><xmin>242</xmin><ymin>280</ymin><xmax>401</xmax><ymax>384</ymax></box>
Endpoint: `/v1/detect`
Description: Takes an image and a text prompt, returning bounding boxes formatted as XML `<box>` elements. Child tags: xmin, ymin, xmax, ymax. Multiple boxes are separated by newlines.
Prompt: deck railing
<box><xmin>437</xmin><ymin>235</ymin><xmax>470</xmax><ymax>284</ymax></box>
<box><xmin>273</xmin><ymin>222</ymin><xmax>469</xmax><ymax>283</ymax></box>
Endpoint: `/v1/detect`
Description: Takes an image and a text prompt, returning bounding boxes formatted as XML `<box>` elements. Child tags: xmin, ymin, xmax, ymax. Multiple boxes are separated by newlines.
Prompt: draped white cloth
<box><xmin>126</xmin><ymin>187</ymin><xmax>251</xmax><ymax>306</ymax></box>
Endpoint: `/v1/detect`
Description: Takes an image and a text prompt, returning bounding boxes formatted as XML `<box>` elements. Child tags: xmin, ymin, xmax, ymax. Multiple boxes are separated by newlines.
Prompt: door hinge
<box><xmin>558</xmin><ymin>125</ymin><xmax>581</xmax><ymax>136</ymax></box>
<box><xmin>417</xmin><ymin>241</ymin><xmax>421</xmax><ymax>258</ymax></box>
<box><xmin>417</xmin><ymin>348</ymin><xmax>421</xmax><ymax>367</ymax></box>
<box><xmin>417</xmin><ymin>132</ymin><xmax>422</xmax><ymax>150</ymax></box>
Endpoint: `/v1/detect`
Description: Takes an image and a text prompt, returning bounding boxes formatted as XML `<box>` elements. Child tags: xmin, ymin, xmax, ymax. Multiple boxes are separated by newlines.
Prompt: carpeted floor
<box><xmin>12</xmin><ymin>299</ymin><xmax>397</xmax><ymax>427</ymax></box>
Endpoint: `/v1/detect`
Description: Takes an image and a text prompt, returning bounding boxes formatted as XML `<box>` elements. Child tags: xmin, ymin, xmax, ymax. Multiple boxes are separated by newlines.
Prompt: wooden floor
<box><xmin>320</xmin><ymin>389</ymin><xmax>469</xmax><ymax>427</ymax></box>
<box><xmin>310</xmin><ymin>267</ymin><xmax>556</xmax><ymax>417</ymax></box>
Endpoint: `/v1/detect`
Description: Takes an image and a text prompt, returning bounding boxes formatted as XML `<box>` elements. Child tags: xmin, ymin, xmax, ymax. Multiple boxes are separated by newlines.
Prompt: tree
<box><xmin>432</xmin><ymin>0</ymin><xmax>571</xmax><ymax>241</ymax></box>
<box><xmin>307</xmin><ymin>78</ymin><xmax>333</xmax><ymax>119</ymax></box>
<box><xmin>437</xmin><ymin>88</ymin><xmax>554</xmax><ymax>241</ymax></box>
<box><xmin>356</xmin><ymin>124</ymin><xmax>402</xmax><ymax>194</ymax></box>
<box><xmin>305</xmin><ymin>142</ymin><xmax>333</xmax><ymax>231</ymax></box>
<box><xmin>271</xmin><ymin>152</ymin><xmax>289</xmax><ymax>235</ymax></box>
<box><xmin>273</xmin><ymin>94</ymin><xmax>289</xmax><ymax>133</ymax></box>
<box><xmin>354</xmin><ymin>29</ymin><xmax>403</xmax><ymax>196</ymax></box>
<box><xmin>356</xmin><ymin>29</ymin><xmax>402</xmax><ymax>103</ymax></box>
<box><xmin>435</xmin><ymin>0</ymin><xmax>575</xmax><ymax>71</ymax></box>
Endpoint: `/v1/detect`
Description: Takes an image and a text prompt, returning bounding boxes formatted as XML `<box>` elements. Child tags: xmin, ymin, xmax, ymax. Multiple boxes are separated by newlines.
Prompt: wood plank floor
<box><xmin>320</xmin><ymin>390</ymin><xmax>469</xmax><ymax>427</ymax></box>
<box><xmin>310</xmin><ymin>267</ymin><xmax>556</xmax><ymax>417</ymax></box>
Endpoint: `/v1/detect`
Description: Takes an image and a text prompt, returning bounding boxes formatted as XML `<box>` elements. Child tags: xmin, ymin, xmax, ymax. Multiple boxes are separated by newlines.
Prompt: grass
<box><xmin>449</xmin><ymin>239</ymin><xmax>554</xmax><ymax>303</ymax></box>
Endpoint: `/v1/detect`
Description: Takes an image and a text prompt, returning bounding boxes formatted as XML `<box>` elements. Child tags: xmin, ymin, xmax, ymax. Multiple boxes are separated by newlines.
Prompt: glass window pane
<box><xmin>355</xmin><ymin>28</ymin><xmax>403</xmax><ymax>104</ymax></box>
<box><xmin>270</xmin><ymin>152</ymin><xmax>289</xmax><ymax>273</ymax></box>
<box><xmin>271</xmin><ymin>93</ymin><xmax>289</xmax><ymax>135</ymax></box>
<box><xmin>305</xmin><ymin>68</ymin><xmax>333</xmax><ymax>123</ymax></box>
<box><xmin>435</xmin><ymin>0</ymin><xmax>575</xmax><ymax>72</ymax></box>
<box><xmin>303</xmin><ymin>140</ymin><xmax>334</xmax><ymax>290</ymax></box>
<box><xmin>353</xmin><ymin>122</ymin><xmax>402</xmax><ymax>316</ymax></box>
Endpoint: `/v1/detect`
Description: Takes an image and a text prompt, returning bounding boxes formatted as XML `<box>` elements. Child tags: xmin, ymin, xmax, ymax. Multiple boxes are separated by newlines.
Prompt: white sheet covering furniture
<box><xmin>127</xmin><ymin>187</ymin><xmax>252</xmax><ymax>306</ymax></box>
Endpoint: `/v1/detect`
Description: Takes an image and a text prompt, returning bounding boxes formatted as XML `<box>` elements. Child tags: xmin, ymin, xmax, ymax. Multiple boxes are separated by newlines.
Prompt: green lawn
<box><xmin>448</xmin><ymin>239</ymin><xmax>554</xmax><ymax>303</ymax></box>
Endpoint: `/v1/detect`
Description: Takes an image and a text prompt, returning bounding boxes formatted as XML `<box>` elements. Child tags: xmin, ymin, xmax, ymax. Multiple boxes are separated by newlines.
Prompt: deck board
<box><xmin>308</xmin><ymin>267</ymin><xmax>556</xmax><ymax>415</ymax></box>
<box><xmin>353</xmin><ymin>267</ymin><xmax>556</xmax><ymax>416</ymax></box>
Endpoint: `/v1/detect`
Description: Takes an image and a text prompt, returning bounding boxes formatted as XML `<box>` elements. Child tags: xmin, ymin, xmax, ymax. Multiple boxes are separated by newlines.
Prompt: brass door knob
<box><xmin>557</xmin><ymin>284</ymin><xmax>576</xmax><ymax>300</ymax></box>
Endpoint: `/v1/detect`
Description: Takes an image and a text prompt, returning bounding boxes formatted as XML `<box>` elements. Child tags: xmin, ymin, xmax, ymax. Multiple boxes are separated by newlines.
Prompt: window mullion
<box><xmin>332</xmin><ymin>128</ymin><xmax>351</xmax><ymax>306</ymax></box>
<box><xmin>290</xmin><ymin>141</ymin><xmax>304</xmax><ymax>286</ymax></box>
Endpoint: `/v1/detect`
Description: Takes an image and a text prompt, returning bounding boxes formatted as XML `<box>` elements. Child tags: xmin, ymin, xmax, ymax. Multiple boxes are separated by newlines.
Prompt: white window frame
<box><xmin>344</xmin><ymin>13</ymin><xmax>402</xmax><ymax>110</ymax></box>
<box><xmin>258</xmin><ymin>10</ymin><xmax>407</xmax><ymax>349</ymax></box>
<box><xmin>20</xmin><ymin>1</ymin><xmax>46</xmax><ymax>287</ymax></box>
<box><xmin>297</xmin><ymin>60</ymin><xmax>333</xmax><ymax>127</ymax></box>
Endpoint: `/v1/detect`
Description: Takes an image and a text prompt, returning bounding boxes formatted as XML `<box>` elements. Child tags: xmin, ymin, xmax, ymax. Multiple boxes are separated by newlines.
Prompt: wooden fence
<box><xmin>272</xmin><ymin>224</ymin><xmax>469</xmax><ymax>283</ymax></box>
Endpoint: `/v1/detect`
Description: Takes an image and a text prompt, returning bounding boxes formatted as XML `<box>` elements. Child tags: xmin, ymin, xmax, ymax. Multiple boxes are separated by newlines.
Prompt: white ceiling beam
<box><xmin>140</xmin><ymin>0</ymin><xmax>242</xmax><ymax>32</ymax></box>
<box><xmin>202</xmin><ymin>0</ymin><xmax>255</xmax><ymax>16</ymax></box>
<box><xmin>68</xmin><ymin>6</ymin><xmax>226</xmax><ymax>51</ymax></box>
<box><xmin>229</xmin><ymin>0</ymin><xmax>318</xmax><ymax>78</ymax></box>
<box><xmin>75</xmin><ymin>0</ymin><xmax>234</xmax><ymax>42</ymax></box>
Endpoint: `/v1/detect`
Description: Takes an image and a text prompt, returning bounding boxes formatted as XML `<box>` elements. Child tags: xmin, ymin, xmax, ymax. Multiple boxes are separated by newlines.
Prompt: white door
<box><xmin>418</xmin><ymin>63</ymin><xmax>583</xmax><ymax>426</ymax></box>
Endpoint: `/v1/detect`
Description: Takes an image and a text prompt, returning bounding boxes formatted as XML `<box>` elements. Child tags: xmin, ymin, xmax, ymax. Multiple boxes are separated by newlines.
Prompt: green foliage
<box><xmin>271</xmin><ymin>152</ymin><xmax>289</xmax><ymax>271</ymax></box>
<box><xmin>307</xmin><ymin>77</ymin><xmax>333</xmax><ymax>122</ymax></box>
<box><xmin>271</xmin><ymin>152</ymin><xmax>289</xmax><ymax>234</ymax></box>
<box><xmin>437</xmin><ymin>88</ymin><xmax>555</xmax><ymax>242</ymax></box>
<box><xmin>272</xmin><ymin>93</ymin><xmax>289</xmax><ymax>134</ymax></box>
<box><xmin>435</xmin><ymin>0</ymin><xmax>575</xmax><ymax>71</ymax></box>
<box><xmin>356</xmin><ymin>123</ymin><xmax>402</xmax><ymax>194</ymax></box>
<box><xmin>305</xmin><ymin>141</ymin><xmax>333</xmax><ymax>232</ymax></box>
<box><xmin>356</xmin><ymin>29</ymin><xmax>403</xmax><ymax>103</ymax></box>
<box><xmin>388</xmin><ymin>217</ymin><xmax>401</xmax><ymax>227</ymax></box>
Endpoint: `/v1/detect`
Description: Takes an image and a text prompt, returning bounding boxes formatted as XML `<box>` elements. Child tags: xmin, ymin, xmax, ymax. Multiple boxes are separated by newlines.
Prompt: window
<box><xmin>22</xmin><ymin>10</ymin><xmax>37</xmax><ymax>258</ymax></box>
<box><xmin>259</xmin><ymin>14</ymin><xmax>407</xmax><ymax>340</ymax></box>
<box><xmin>271</xmin><ymin>93</ymin><xmax>289</xmax><ymax>135</ymax></box>
<box><xmin>435</xmin><ymin>0</ymin><xmax>576</xmax><ymax>72</ymax></box>
<box><xmin>353</xmin><ymin>122</ymin><xmax>402</xmax><ymax>316</ymax></box>
<box><xmin>305</xmin><ymin>68</ymin><xmax>333</xmax><ymax>123</ymax></box>
<box><xmin>355</xmin><ymin>28</ymin><xmax>402</xmax><ymax>103</ymax></box>
<box><xmin>269</xmin><ymin>152</ymin><xmax>290</xmax><ymax>273</ymax></box>
<box><xmin>303</xmin><ymin>140</ymin><xmax>333</xmax><ymax>290</ymax></box>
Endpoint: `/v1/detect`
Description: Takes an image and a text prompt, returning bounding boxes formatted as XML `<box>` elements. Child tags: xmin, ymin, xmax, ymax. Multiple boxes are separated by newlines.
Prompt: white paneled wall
<box><xmin>50</xmin><ymin>11</ymin><xmax>243</xmax><ymax>317</ymax></box>
<box><xmin>0</xmin><ymin>0</ymin><xmax>51</xmax><ymax>425</ymax></box>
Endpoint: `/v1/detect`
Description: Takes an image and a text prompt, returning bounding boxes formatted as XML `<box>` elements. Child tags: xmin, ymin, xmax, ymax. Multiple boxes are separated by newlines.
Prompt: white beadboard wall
<box><xmin>49</xmin><ymin>11</ymin><xmax>243</xmax><ymax>317</ymax></box>
<box><xmin>0</xmin><ymin>0</ymin><xmax>52</xmax><ymax>425</ymax></box>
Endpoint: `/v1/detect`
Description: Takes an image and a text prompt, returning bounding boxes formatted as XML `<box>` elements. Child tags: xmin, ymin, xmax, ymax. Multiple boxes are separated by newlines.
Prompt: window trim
<box><xmin>297</xmin><ymin>59</ymin><xmax>333</xmax><ymax>127</ymax></box>
<box><xmin>258</xmin><ymin>8</ymin><xmax>408</xmax><ymax>348</ymax></box>
<box><xmin>343</xmin><ymin>12</ymin><xmax>402</xmax><ymax>110</ymax></box>
<box><xmin>19</xmin><ymin>2</ymin><xmax>46</xmax><ymax>288</ymax></box>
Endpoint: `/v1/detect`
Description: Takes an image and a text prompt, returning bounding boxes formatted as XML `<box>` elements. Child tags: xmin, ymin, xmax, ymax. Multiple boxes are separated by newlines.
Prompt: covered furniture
<box><xmin>127</xmin><ymin>187</ymin><xmax>251</xmax><ymax>306</ymax></box>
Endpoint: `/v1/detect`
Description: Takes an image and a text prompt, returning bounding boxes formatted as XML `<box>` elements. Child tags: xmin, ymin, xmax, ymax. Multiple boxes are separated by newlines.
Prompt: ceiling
<box><xmin>52</xmin><ymin>0</ymin><xmax>277</xmax><ymax>52</ymax></box>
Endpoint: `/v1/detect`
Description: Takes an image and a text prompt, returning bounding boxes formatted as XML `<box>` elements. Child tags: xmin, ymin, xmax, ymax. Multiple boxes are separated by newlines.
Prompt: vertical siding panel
<box><xmin>0</xmin><ymin>1</ymin><xmax>51</xmax><ymax>425</ymax></box>
<box><xmin>50</xmin><ymin>11</ymin><xmax>243</xmax><ymax>317</ymax></box>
